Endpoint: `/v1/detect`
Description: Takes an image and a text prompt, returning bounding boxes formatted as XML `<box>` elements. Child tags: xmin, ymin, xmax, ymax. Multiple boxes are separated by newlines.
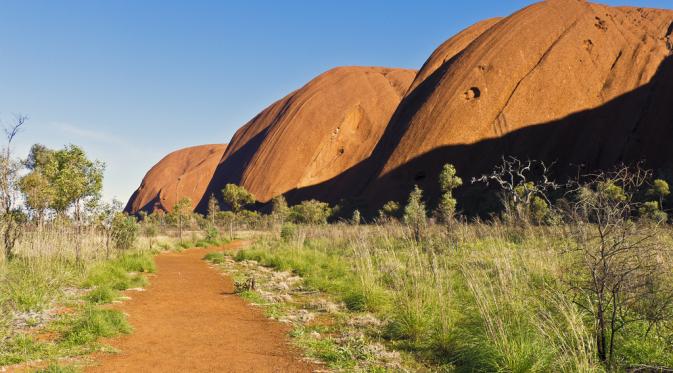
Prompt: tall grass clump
<box><xmin>233</xmin><ymin>221</ymin><xmax>668</xmax><ymax>371</ymax></box>
<box><xmin>0</xmin><ymin>223</ymin><xmax>161</xmax><ymax>367</ymax></box>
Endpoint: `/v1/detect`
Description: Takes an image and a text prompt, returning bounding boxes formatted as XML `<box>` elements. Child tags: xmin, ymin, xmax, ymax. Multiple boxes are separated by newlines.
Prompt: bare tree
<box><xmin>0</xmin><ymin>115</ymin><xmax>27</xmax><ymax>260</ymax></box>
<box><xmin>472</xmin><ymin>157</ymin><xmax>558</xmax><ymax>224</ymax></box>
<box><xmin>562</xmin><ymin>165</ymin><xmax>673</xmax><ymax>368</ymax></box>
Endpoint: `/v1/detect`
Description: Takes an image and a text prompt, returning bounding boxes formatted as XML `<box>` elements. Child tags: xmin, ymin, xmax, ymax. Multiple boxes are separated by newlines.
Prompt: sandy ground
<box><xmin>86</xmin><ymin>241</ymin><xmax>317</xmax><ymax>372</ymax></box>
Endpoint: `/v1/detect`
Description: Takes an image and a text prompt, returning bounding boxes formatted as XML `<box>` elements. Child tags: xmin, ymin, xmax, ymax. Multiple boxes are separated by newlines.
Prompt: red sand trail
<box><xmin>87</xmin><ymin>241</ymin><xmax>316</xmax><ymax>372</ymax></box>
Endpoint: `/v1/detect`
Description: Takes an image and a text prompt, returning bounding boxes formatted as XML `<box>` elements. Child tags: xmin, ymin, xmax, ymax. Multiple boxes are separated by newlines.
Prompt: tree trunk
<box><xmin>229</xmin><ymin>218</ymin><xmax>234</xmax><ymax>241</ymax></box>
<box><xmin>74</xmin><ymin>200</ymin><xmax>83</xmax><ymax>263</ymax></box>
<box><xmin>597</xmin><ymin>300</ymin><xmax>607</xmax><ymax>363</ymax></box>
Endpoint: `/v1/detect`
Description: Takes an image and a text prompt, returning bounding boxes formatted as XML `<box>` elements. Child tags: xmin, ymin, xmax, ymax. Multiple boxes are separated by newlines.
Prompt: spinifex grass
<box><xmin>234</xmin><ymin>222</ymin><xmax>673</xmax><ymax>372</ymax></box>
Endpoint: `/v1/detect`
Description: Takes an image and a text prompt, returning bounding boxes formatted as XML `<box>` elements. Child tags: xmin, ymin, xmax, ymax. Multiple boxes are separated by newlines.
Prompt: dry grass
<box><xmin>235</xmin><ymin>221</ymin><xmax>673</xmax><ymax>372</ymax></box>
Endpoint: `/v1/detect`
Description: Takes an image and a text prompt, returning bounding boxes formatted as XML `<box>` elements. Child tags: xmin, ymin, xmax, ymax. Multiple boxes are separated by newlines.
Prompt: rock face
<box><xmin>126</xmin><ymin>144</ymin><xmax>227</xmax><ymax>213</ymax></box>
<box><xmin>363</xmin><ymin>0</ymin><xmax>673</xmax><ymax>207</ymax></box>
<box><xmin>197</xmin><ymin>66</ymin><xmax>416</xmax><ymax>208</ymax></box>
<box><xmin>128</xmin><ymin>0</ymin><xmax>673</xmax><ymax>214</ymax></box>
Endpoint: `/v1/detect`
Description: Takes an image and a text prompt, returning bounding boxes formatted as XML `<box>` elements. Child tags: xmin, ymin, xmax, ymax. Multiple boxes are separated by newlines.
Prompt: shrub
<box><xmin>205</xmin><ymin>226</ymin><xmax>220</xmax><ymax>242</ymax></box>
<box><xmin>84</xmin><ymin>286</ymin><xmax>118</xmax><ymax>304</ymax></box>
<box><xmin>289</xmin><ymin>200</ymin><xmax>332</xmax><ymax>225</ymax></box>
<box><xmin>403</xmin><ymin>186</ymin><xmax>426</xmax><ymax>240</ymax></box>
<box><xmin>280</xmin><ymin>223</ymin><xmax>297</xmax><ymax>241</ymax></box>
<box><xmin>111</xmin><ymin>213</ymin><xmax>138</xmax><ymax>250</ymax></box>
<box><xmin>351</xmin><ymin>210</ymin><xmax>361</xmax><ymax>225</ymax></box>
<box><xmin>639</xmin><ymin>200</ymin><xmax>667</xmax><ymax>222</ymax></box>
<box><xmin>378</xmin><ymin>201</ymin><xmax>400</xmax><ymax>221</ymax></box>
<box><xmin>60</xmin><ymin>306</ymin><xmax>131</xmax><ymax>346</ymax></box>
<box><xmin>203</xmin><ymin>252</ymin><xmax>226</xmax><ymax>264</ymax></box>
<box><xmin>271</xmin><ymin>195</ymin><xmax>290</xmax><ymax>223</ymax></box>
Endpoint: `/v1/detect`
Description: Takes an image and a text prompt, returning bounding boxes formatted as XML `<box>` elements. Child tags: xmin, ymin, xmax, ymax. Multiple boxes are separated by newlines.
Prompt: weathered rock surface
<box><xmin>197</xmin><ymin>66</ymin><xmax>415</xmax><ymax>208</ymax></box>
<box><xmin>126</xmin><ymin>144</ymin><xmax>227</xmax><ymax>213</ymax></box>
<box><xmin>363</xmin><ymin>0</ymin><xmax>673</xmax><ymax>207</ymax></box>
<box><xmin>128</xmin><ymin>0</ymin><xmax>673</xmax><ymax>214</ymax></box>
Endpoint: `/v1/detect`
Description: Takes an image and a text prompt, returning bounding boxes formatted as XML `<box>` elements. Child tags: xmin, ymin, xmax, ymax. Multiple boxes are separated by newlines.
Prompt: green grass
<box><xmin>82</xmin><ymin>252</ymin><xmax>155</xmax><ymax>292</ymax></box>
<box><xmin>0</xmin><ymin>306</ymin><xmax>131</xmax><ymax>367</ymax></box>
<box><xmin>34</xmin><ymin>363</ymin><xmax>78</xmax><ymax>373</ymax></box>
<box><xmin>83</xmin><ymin>286</ymin><xmax>118</xmax><ymax>304</ymax></box>
<box><xmin>0</xmin><ymin>334</ymin><xmax>54</xmax><ymax>366</ymax></box>
<box><xmin>202</xmin><ymin>252</ymin><xmax>226</xmax><ymax>264</ymax></box>
<box><xmin>235</xmin><ymin>239</ymin><xmax>389</xmax><ymax>313</ymax></box>
<box><xmin>232</xmin><ymin>224</ymin><xmax>647</xmax><ymax>372</ymax></box>
<box><xmin>0</xmin><ymin>258</ymin><xmax>82</xmax><ymax>313</ymax></box>
<box><xmin>237</xmin><ymin>290</ymin><xmax>287</xmax><ymax>319</ymax></box>
<box><xmin>58</xmin><ymin>306</ymin><xmax>131</xmax><ymax>347</ymax></box>
<box><xmin>0</xmin><ymin>250</ymin><xmax>155</xmax><ymax>368</ymax></box>
<box><xmin>1</xmin><ymin>232</ymin><xmax>237</xmax><ymax>369</ymax></box>
<box><xmin>175</xmin><ymin>236</ymin><xmax>231</xmax><ymax>251</ymax></box>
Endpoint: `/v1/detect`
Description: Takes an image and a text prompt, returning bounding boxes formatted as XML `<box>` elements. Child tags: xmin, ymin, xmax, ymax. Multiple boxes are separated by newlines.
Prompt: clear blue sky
<box><xmin>0</xmin><ymin>0</ymin><xmax>670</xmax><ymax>203</ymax></box>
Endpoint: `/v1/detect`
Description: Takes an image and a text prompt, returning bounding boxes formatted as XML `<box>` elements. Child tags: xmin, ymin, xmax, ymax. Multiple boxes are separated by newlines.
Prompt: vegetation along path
<box><xmin>87</xmin><ymin>241</ymin><xmax>316</xmax><ymax>372</ymax></box>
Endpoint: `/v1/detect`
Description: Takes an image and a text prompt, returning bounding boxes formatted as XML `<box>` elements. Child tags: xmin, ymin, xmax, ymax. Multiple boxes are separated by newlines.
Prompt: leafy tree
<box><xmin>639</xmin><ymin>200</ymin><xmax>667</xmax><ymax>222</ymax></box>
<box><xmin>439</xmin><ymin>163</ymin><xmax>463</xmax><ymax>192</ymax></box>
<box><xmin>436</xmin><ymin>193</ymin><xmax>457</xmax><ymax>224</ymax></box>
<box><xmin>221</xmin><ymin>183</ymin><xmax>254</xmax><ymax>213</ymax></box>
<box><xmin>18</xmin><ymin>171</ymin><xmax>54</xmax><ymax>226</ymax></box>
<box><xmin>289</xmin><ymin>200</ymin><xmax>332</xmax><ymax>225</ymax></box>
<box><xmin>207</xmin><ymin>194</ymin><xmax>220</xmax><ymax>226</ymax></box>
<box><xmin>42</xmin><ymin>145</ymin><xmax>105</xmax><ymax>221</ymax></box>
<box><xmin>403</xmin><ymin>185</ymin><xmax>426</xmax><ymax>241</ymax></box>
<box><xmin>171</xmin><ymin>197</ymin><xmax>192</xmax><ymax>242</ymax></box>
<box><xmin>647</xmin><ymin>179</ymin><xmax>670</xmax><ymax>209</ymax></box>
<box><xmin>238</xmin><ymin>210</ymin><xmax>263</xmax><ymax>228</ymax></box>
<box><xmin>24</xmin><ymin>143</ymin><xmax>53</xmax><ymax>170</ymax></box>
<box><xmin>529</xmin><ymin>195</ymin><xmax>550</xmax><ymax>224</ymax></box>
<box><xmin>215</xmin><ymin>210</ymin><xmax>237</xmax><ymax>239</ymax></box>
<box><xmin>597</xmin><ymin>180</ymin><xmax>626</xmax><ymax>202</ymax></box>
<box><xmin>436</xmin><ymin>163</ymin><xmax>462</xmax><ymax>224</ymax></box>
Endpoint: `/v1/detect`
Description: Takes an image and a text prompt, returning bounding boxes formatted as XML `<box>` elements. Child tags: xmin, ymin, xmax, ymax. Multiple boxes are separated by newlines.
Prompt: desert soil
<box><xmin>86</xmin><ymin>241</ymin><xmax>317</xmax><ymax>373</ymax></box>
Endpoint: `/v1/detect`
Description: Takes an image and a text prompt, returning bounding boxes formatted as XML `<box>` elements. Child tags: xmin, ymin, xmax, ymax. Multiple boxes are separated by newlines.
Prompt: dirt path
<box><xmin>87</xmin><ymin>241</ymin><xmax>317</xmax><ymax>373</ymax></box>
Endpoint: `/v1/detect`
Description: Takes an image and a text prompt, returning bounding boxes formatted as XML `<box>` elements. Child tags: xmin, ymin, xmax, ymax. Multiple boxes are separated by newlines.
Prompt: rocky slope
<box><xmin>128</xmin><ymin>0</ymin><xmax>673</xmax><ymax>214</ymax></box>
<box><xmin>195</xmin><ymin>66</ymin><xmax>416</xmax><ymax>209</ymax></box>
<box><xmin>362</xmin><ymin>0</ymin><xmax>673</xmax><ymax>206</ymax></box>
<box><xmin>126</xmin><ymin>144</ymin><xmax>227</xmax><ymax>213</ymax></box>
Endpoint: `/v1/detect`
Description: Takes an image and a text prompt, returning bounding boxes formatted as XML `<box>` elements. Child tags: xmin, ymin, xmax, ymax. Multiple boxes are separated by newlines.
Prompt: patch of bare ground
<box><xmin>86</xmin><ymin>241</ymin><xmax>317</xmax><ymax>372</ymax></box>
<box><xmin>206</xmin><ymin>250</ymin><xmax>407</xmax><ymax>372</ymax></box>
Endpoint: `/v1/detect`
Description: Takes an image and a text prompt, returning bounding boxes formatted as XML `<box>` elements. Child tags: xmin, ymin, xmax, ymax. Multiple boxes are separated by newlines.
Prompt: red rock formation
<box><xmin>199</xmin><ymin>66</ymin><xmax>415</xmax><ymax>207</ymax></box>
<box><xmin>128</xmin><ymin>1</ymin><xmax>673</xmax><ymax>214</ymax></box>
<box><xmin>363</xmin><ymin>0</ymin><xmax>673</xmax><ymax>207</ymax></box>
<box><xmin>126</xmin><ymin>144</ymin><xmax>227</xmax><ymax>213</ymax></box>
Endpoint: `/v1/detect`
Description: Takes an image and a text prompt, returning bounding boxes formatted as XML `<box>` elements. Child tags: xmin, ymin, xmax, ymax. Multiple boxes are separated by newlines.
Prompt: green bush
<box><xmin>205</xmin><ymin>226</ymin><xmax>220</xmax><ymax>242</ymax></box>
<box><xmin>111</xmin><ymin>213</ymin><xmax>138</xmax><ymax>250</ymax></box>
<box><xmin>83</xmin><ymin>252</ymin><xmax>154</xmax><ymax>291</ymax></box>
<box><xmin>60</xmin><ymin>306</ymin><xmax>131</xmax><ymax>346</ymax></box>
<box><xmin>378</xmin><ymin>201</ymin><xmax>401</xmax><ymax>220</ymax></box>
<box><xmin>280</xmin><ymin>223</ymin><xmax>297</xmax><ymax>241</ymax></box>
<box><xmin>84</xmin><ymin>286</ymin><xmax>118</xmax><ymax>304</ymax></box>
<box><xmin>289</xmin><ymin>200</ymin><xmax>332</xmax><ymax>225</ymax></box>
<box><xmin>203</xmin><ymin>252</ymin><xmax>226</xmax><ymax>264</ymax></box>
